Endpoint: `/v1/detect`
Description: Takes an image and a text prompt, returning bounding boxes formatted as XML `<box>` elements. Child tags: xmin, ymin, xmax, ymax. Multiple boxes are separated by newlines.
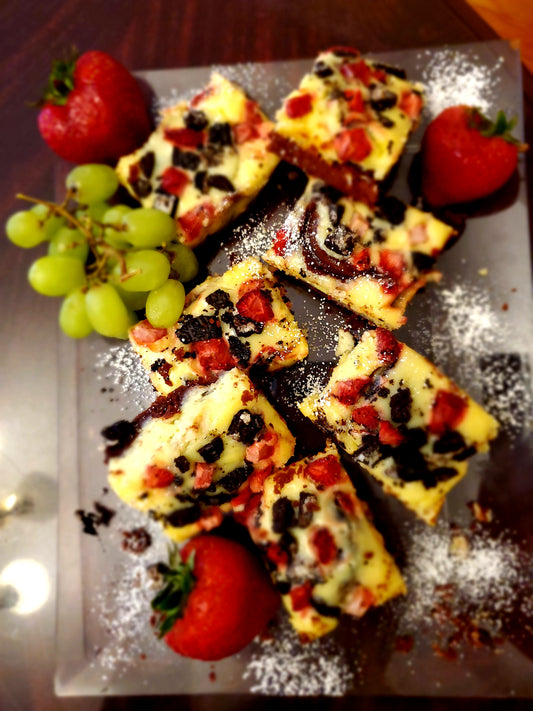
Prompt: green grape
<box><xmin>85</xmin><ymin>283</ymin><xmax>135</xmax><ymax>339</ymax></box>
<box><xmin>30</xmin><ymin>204</ymin><xmax>66</xmax><ymax>240</ymax></box>
<box><xmin>28</xmin><ymin>255</ymin><xmax>86</xmax><ymax>296</ymax></box>
<box><xmin>120</xmin><ymin>249</ymin><xmax>170</xmax><ymax>292</ymax></box>
<box><xmin>169</xmin><ymin>242</ymin><xmax>199</xmax><ymax>282</ymax></box>
<box><xmin>48</xmin><ymin>227</ymin><xmax>89</xmax><ymax>262</ymax></box>
<box><xmin>6</xmin><ymin>210</ymin><xmax>50</xmax><ymax>248</ymax></box>
<box><xmin>66</xmin><ymin>164</ymin><xmax>119</xmax><ymax>204</ymax></box>
<box><xmin>76</xmin><ymin>201</ymin><xmax>109</xmax><ymax>222</ymax></box>
<box><xmin>146</xmin><ymin>279</ymin><xmax>186</xmax><ymax>328</ymax></box>
<box><xmin>115</xmin><ymin>283</ymin><xmax>149</xmax><ymax>311</ymax></box>
<box><xmin>122</xmin><ymin>208</ymin><xmax>176</xmax><ymax>248</ymax></box>
<box><xmin>103</xmin><ymin>204</ymin><xmax>132</xmax><ymax>249</ymax></box>
<box><xmin>59</xmin><ymin>288</ymin><xmax>93</xmax><ymax>338</ymax></box>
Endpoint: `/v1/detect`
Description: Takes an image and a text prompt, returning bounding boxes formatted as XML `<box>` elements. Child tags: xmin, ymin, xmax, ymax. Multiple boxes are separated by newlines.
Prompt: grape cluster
<box><xmin>6</xmin><ymin>164</ymin><xmax>198</xmax><ymax>339</ymax></box>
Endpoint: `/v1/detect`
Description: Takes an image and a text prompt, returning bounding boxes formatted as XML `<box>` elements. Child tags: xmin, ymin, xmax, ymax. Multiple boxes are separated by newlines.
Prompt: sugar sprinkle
<box><xmin>417</xmin><ymin>49</ymin><xmax>504</xmax><ymax>118</ymax></box>
<box><xmin>95</xmin><ymin>343</ymin><xmax>154</xmax><ymax>410</ymax></box>
<box><xmin>244</xmin><ymin>619</ymin><xmax>354</xmax><ymax>696</ymax></box>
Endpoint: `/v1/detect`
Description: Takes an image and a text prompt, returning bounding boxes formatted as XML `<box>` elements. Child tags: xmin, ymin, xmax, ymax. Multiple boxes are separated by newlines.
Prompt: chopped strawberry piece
<box><xmin>341</xmin><ymin>60</ymin><xmax>372</xmax><ymax>85</ymax></box>
<box><xmin>379</xmin><ymin>249</ymin><xmax>406</xmax><ymax>282</ymax></box>
<box><xmin>289</xmin><ymin>581</ymin><xmax>313</xmax><ymax>611</ymax></box>
<box><xmin>193</xmin><ymin>338</ymin><xmax>235</xmax><ymax>372</ymax></box>
<box><xmin>335</xmin><ymin>490</ymin><xmax>357</xmax><ymax>516</ymax></box>
<box><xmin>266</xmin><ymin>542</ymin><xmax>290</xmax><ymax>570</ymax></box>
<box><xmin>344</xmin><ymin>585</ymin><xmax>376</xmax><ymax>617</ymax></box>
<box><xmin>160</xmin><ymin>166</ymin><xmax>190</xmax><ymax>196</ymax></box>
<box><xmin>351</xmin><ymin>247</ymin><xmax>371</xmax><ymax>271</ymax></box>
<box><xmin>285</xmin><ymin>92</ymin><xmax>313</xmax><ymax>119</ymax></box>
<box><xmin>236</xmin><ymin>288</ymin><xmax>274</xmax><ymax>323</ymax></box>
<box><xmin>311</xmin><ymin>527</ymin><xmax>337</xmax><ymax>565</ymax></box>
<box><xmin>429</xmin><ymin>389</ymin><xmax>467</xmax><ymax>435</ymax></box>
<box><xmin>244</xmin><ymin>99</ymin><xmax>264</xmax><ymax>125</ymax></box>
<box><xmin>305</xmin><ymin>455</ymin><xmax>342</xmax><ymax>488</ymax></box>
<box><xmin>399</xmin><ymin>90</ymin><xmax>423</xmax><ymax>120</ymax></box>
<box><xmin>351</xmin><ymin>405</ymin><xmax>380</xmax><ymax>429</ymax></box>
<box><xmin>334</xmin><ymin>128</ymin><xmax>372</xmax><ymax>163</ymax></box>
<box><xmin>246</xmin><ymin>439</ymin><xmax>275</xmax><ymax>464</ymax></box>
<box><xmin>198</xmin><ymin>506</ymin><xmax>224</xmax><ymax>531</ymax></box>
<box><xmin>344</xmin><ymin>89</ymin><xmax>365</xmax><ymax>114</ymax></box>
<box><xmin>333</xmin><ymin>377</ymin><xmax>370</xmax><ymax>405</ymax></box>
<box><xmin>190</xmin><ymin>86</ymin><xmax>214</xmax><ymax>107</ymax></box>
<box><xmin>248</xmin><ymin>463</ymin><xmax>274</xmax><ymax>493</ymax></box>
<box><xmin>379</xmin><ymin>420</ymin><xmax>404</xmax><ymax>446</ymax></box>
<box><xmin>235</xmin><ymin>490</ymin><xmax>262</xmax><ymax>528</ymax></box>
<box><xmin>272</xmin><ymin>228</ymin><xmax>289</xmax><ymax>256</ymax></box>
<box><xmin>194</xmin><ymin>462</ymin><xmax>215</xmax><ymax>490</ymax></box>
<box><xmin>178</xmin><ymin>202</ymin><xmax>216</xmax><ymax>244</ymax></box>
<box><xmin>144</xmin><ymin>464</ymin><xmax>175</xmax><ymax>489</ymax></box>
<box><xmin>164</xmin><ymin>127</ymin><xmax>206</xmax><ymax>149</ymax></box>
<box><xmin>130</xmin><ymin>319</ymin><xmax>167</xmax><ymax>345</ymax></box>
<box><xmin>233</xmin><ymin>122</ymin><xmax>259</xmax><ymax>144</ymax></box>
<box><xmin>375</xmin><ymin>328</ymin><xmax>402</xmax><ymax>365</ymax></box>
<box><xmin>408</xmin><ymin>223</ymin><xmax>428</xmax><ymax>246</ymax></box>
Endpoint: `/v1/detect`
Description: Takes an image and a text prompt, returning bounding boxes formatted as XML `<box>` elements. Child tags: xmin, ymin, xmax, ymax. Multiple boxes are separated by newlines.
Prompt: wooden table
<box><xmin>0</xmin><ymin>1</ymin><xmax>531</xmax><ymax>709</ymax></box>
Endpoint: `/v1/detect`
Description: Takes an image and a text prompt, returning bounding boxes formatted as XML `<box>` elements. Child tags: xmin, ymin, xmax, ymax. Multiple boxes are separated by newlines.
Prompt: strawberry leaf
<box><xmin>151</xmin><ymin>546</ymin><xmax>196</xmax><ymax>638</ymax></box>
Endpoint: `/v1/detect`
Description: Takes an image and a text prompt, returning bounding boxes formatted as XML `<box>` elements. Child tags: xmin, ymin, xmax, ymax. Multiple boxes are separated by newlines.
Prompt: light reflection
<box><xmin>0</xmin><ymin>559</ymin><xmax>50</xmax><ymax>615</ymax></box>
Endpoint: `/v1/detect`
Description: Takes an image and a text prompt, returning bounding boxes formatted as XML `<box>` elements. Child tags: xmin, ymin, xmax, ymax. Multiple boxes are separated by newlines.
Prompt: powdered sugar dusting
<box><xmin>244</xmin><ymin>619</ymin><xmax>354</xmax><ymax>696</ymax></box>
<box><xmin>418</xmin><ymin>49</ymin><xmax>504</xmax><ymax>118</ymax></box>
<box><xmin>95</xmin><ymin>343</ymin><xmax>154</xmax><ymax>410</ymax></box>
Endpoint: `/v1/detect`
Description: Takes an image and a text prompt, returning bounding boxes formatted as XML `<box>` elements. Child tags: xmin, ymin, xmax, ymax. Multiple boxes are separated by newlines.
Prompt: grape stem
<box><xmin>16</xmin><ymin>192</ymin><xmax>129</xmax><ymax>285</ymax></box>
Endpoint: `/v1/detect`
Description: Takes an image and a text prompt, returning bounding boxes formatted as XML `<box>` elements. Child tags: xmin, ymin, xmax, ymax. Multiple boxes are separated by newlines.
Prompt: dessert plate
<box><xmin>55</xmin><ymin>40</ymin><xmax>533</xmax><ymax>697</ymax></box>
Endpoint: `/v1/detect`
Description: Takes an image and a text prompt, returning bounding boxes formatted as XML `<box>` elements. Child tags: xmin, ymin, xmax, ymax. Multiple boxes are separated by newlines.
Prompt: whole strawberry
<box><xmin>37</xmin><ymin>50</ymin><xmax>151</xmax><ymax>164</ymax></box>
<box><xmin>421</xmin><ymin>105</ymin><xmax>526</xmax><ymax>207</ymax></box>
<box><xmin>151</xmin><ymin>534</ymin><xmax>280</xmax><ymax>661</ymax></box>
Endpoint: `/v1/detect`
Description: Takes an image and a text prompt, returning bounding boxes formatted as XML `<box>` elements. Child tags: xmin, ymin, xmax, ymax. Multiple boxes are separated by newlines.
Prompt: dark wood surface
<box><xmin>0</xmin><ymin>1</ymin><xmax>531</xmax><ymax>709</ymax></box>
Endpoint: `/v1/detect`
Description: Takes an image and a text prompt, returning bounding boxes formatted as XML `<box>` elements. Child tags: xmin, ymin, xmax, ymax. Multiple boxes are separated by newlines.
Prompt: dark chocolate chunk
<box><xmin>165</xmin><ymin>504</ymin><xmax>201</xmax><ymax>528</ymax></box>
<box><xmin>208</xmin><ymin>122</ymin><xmax>233</xmax><ymax>147</ymax></box>
<box><xmin>233</xmin><ymin>314</ymin><xmax>264</xmax><ymax>337</ymax></box>
<box><xmin>218</xmin><ymin>462</ymin><xmax>253</xmax><ymax>492</ymax></box>
<box><xmin>194</xmin><ymin>170</ymin><xmax>208</xmax><ymax>192</ymax></box>
<box><xmin>174</xmin><ymin>455</ymin><xmax>190</xmax><ymax>473</ymax></box>
<box><xmin>390</xmin><ymin>387</ymin><xmax>412</xmax><ymax>423</ymax></box>
<box><xmin>131</xmin><ymin>177</ymin><xmax>152</xmax><ymax>198</ymax></box>
<box><xmin>313</xmin><ymin>60</ymin><xmax>334</xmax><ymax>78</ymax></box>
<box><xmin>311</xmin><ymin>599</ymin><xmax>341</xmax><ymax>618</ymax></box>
<box><xmin>373</xmin><ymin>62</ymin><xmax>407</xmax><ymax>79</ymax></box>
<box><xmin>122</xmin><ymin>527</ymin><xmax>152</xmax><ymax>554</ymax></box>
<box><xmin>272</xmin><ymin>497</ymin><xmax>295</xmax><ymax>534</ymax></box>
<box><xmin>412</xmin><ymin>251</ymin><xmax>436</xmax><ymax>272</ymax></box>
<box><xmin>139</xmin><ymin>151</ymin><xmax>155</xmax><ymax>178</ymax></box>
<box><xmin>205</xmin><ymin>289</ymin><xmax>232</xmax><ymax>310</ymax></box>
<box><xmin>324</xmin><ymin>224</ymin><xmax>356</xmax><ymax>256</ymax></box>
<box><xmin>297</xmin><ymin>492</ymin><xmax>317</xmax><ymax>528</ymax></box>
<box><xmin>172</xmin><ymin>147</ymin><xmax>201</xmax><ymax>171</ymax></box>
<box><xmin>228</xmin><ymin>335</ymin><xmax>251</xmax><ymax>366</ymax></box>
<box><xmin>377</xmin><ymin>195</ymin><xmax>407</xmax><ymax>225</ymax></box>
<box><xmin>433</xmin><ymin>430</ymin><xmax>467</xmax><ymax>454</ymax></box>
<box><xmin>370</xmin><ymin>90</ymin><xmax>397</xmax><ymax>112</ymax></box>
<box><xmin>101</xmin><ymin>419</ymin><xmax>139</xmax><ymax>461</ymax></box>
<box><xmin>198</xmin><ymin>436</ymin><xmax>224</xmax><ymax>463</ymax></box>
<box><xmin>184</xmin><ymin>109</ymin><xmax>208</xmax><ymax>131</ymax></box>
<box><xmin>176</xmin><ymin>314</ymin><xmax>222</xmax><ymax>343</ymax></box>
<box><xmin>207</xmin><ymin>174</ymin><xmax>235</xmax><ymax>192</ymax></box>
<box><xmin>228</xmin><ymin>409</ymin><xmax>265</xmax><ymax>445</ymax></box>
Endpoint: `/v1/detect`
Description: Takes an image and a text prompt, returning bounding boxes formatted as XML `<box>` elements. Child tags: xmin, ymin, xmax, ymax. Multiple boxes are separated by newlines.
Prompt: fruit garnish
<box><xmin>5</xmin><ymin>163</ymin><xmax>198</xmax><ymax>339</ymax></box>
<box><xmin>37</xmin><ymin>50</ymin><xmax>151</xmax><ymax>164</ymax></box>
<box><xmin>421</xmin><ymin>105</ymin><xmax>527</xmax><ymax>207</ymax></box>
<box><xmin>151</xmin><ymin>535</ymin><xmax>280</xmax><ymax>661</ymax></box>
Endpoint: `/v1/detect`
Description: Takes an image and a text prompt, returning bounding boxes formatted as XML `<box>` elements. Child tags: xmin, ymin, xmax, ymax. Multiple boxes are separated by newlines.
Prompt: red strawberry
<box><xmin>193</xmin><ymin>338</ymin><xmax>235</xmax><ymax>372</ymax></box>
<box><xmin>129</xmin><ymin>319</ymin><xmax>167</xmax><ymax>345</ymax></box>
<box><xmin>428</xmin><ymin>389</ymin><xmax>467</xmax><ymax>435</ymax></box>
<box><xmin>236</xmin><ymin>288</ymin><xmax>274</xmax><ymax>323</ymax></box>
<box><xmin>144</xmin><ymin>464</ymin><xmax>175</xmax><ymax>489</ymax></box>
<box><xmin>37</xmin><ymin>50</ymin><xmax>151</xmax><ymax>164</ymax></box>
<box><xmin>285</xmin><ymin>92</ymin><xmax>313</xmax><ymax>119</ymax></box>
<box><xmin>152</xmin><ymin>535</ymin><xmax>280</xmax><ymax>661</ymax></box>
<box><xmin>332</xmin><ymin>377</ymin><xmax>370</xmax><ymax>405</ymax></box>
<box><xmin>334</xmin><ymin>127</ymin><xmax>372</xmax><ymax>163</ymax></box>
<box><xmin>305</xmin><ymin>454</ymin><xmax>342</xmax><ymax>487</ymax></box>
<box><xmin>421</xmin><ymin>105</ymin><xmax>526</xmax><ymax>206</ymax></box>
